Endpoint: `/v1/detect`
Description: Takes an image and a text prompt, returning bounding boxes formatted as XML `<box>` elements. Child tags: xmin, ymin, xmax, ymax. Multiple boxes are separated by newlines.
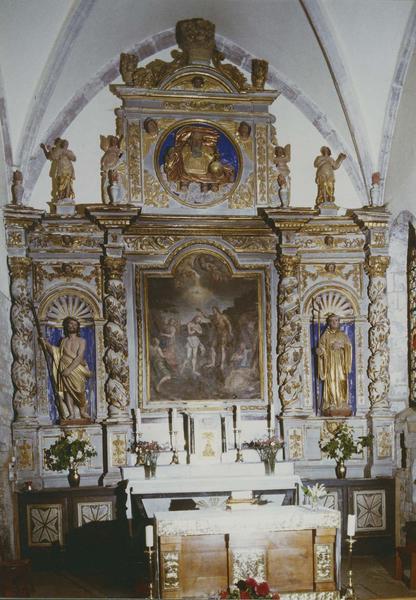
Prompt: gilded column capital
<box><xmin>103</xmin><ymin>257</ymin><xmax>126</xmax><ymax>280</ymax></box>
<box><xmin>276</xmin><ymin>255</ymin><xmax>300</xmax><ymax>277</ymax></box>
<box><xmin>8</xmin><ymin>256</ymin><xmax>32</xmax><ymax>279</ymax></box>
<box><xmin>365</xmin><ymin>255</ymin><xmax>390</xmax><ymax>277</ymax></box>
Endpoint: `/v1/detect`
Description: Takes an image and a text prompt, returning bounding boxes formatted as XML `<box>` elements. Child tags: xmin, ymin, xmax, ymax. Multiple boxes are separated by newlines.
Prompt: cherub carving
<box><xmin>100</xmin><ymin>135</ymin><xmax>127</xmax><ymax>204</ymax></box>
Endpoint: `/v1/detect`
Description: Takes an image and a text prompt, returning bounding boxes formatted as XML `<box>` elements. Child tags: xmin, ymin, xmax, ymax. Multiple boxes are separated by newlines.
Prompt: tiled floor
<box><xmin>19</xmin><ymin>555</ymin><xmax>416</xmax><ymax>599</ymax></box>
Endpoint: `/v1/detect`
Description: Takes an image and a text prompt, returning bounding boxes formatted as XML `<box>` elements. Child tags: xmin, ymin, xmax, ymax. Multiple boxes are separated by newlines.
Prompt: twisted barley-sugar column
<box><xmin>365</xmin><ymin>255</ymin><xmax>391</xmax><ymax>412</ymax></box>
<box><xmin>103</xmin><ymin>257</ymin><xmax>130</xmax><ymax>419</ymax></box>
<box><xmin>8</xmin><ymin>257</ymin><xmax>37</xmax><ymax>421</ymax></box>
<box><xmin>276</xmin><ymin>255</ymin><xmax>303</xmax><ymax>413</ymax></box>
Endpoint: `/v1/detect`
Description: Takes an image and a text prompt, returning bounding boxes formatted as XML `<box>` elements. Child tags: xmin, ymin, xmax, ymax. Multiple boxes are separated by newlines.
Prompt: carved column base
<box><xmin>369</xmin><ymin>414</ymin><xmax>395</xmax><ymax>477</ymax></box>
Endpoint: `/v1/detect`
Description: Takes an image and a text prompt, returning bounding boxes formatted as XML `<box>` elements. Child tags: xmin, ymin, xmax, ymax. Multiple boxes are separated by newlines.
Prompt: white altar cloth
<box><xmin>154</xmin><ymin>505</ymin><xmax>341</xmax><ymax>537</ymax></box>
<box><xmin>122</xmin><ymin>461</ymin><xmax>301</xmax><ymax>517</ymax></box>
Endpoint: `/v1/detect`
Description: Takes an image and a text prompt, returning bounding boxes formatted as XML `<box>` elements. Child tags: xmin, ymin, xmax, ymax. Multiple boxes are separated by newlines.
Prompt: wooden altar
<box><xmin>155</xmin><ymin>505</ymin><xmax>340</xmax><ymax>598</ymax></box>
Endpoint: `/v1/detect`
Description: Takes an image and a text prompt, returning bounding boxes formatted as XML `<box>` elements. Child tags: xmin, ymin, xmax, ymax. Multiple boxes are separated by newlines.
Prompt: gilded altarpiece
<box><xmin>4</xmin><ymin>17</ymin><xmax>395</xmax><ymax>491</ymax></box>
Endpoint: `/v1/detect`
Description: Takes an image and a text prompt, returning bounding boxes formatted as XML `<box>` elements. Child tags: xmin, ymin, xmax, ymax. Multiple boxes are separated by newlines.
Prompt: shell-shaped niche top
<box><xmin>311</xmin><ymin>290</ymin><xmax>354</xmax><ymax>320</ymax></box>
<box><xmin>46</xmin><ymin>295</ymin><xmax>94</xmax><ymax>326</ymax></box>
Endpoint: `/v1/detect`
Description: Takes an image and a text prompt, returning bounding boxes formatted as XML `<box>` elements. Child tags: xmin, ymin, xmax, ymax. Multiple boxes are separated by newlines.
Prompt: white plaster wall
<box><xmin>388</xmin><ymin>211</ymin><xmax>414</xmax><ymax>411</ymax></box>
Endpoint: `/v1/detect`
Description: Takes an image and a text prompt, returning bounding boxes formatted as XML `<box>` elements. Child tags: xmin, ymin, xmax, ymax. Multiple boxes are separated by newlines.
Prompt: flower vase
<box><xmin>150</xmin><ymin>456</ymin><xmax>158</xmax><ymax>478</ymax></box>
<box><xmin>263</xmin><ymin>456</ymin><xmax>275</xmax><ymax>476</ymax></box>
<box><xmin>335</xmin><ymin>460</ymin><xmax>347</xmax><ymax>479</ymax></box>
<box><xmin>68</xmin><ymin>467</ymin><xmax>80</xmax><ymax>487</ymax></box>
<box><xmin>144</xmin><ymin>461</ymin><xmax>151</xmax><ymax>479</ymax></box>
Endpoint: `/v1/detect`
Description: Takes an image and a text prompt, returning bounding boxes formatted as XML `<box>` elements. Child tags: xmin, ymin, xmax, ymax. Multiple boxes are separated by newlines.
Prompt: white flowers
<box><xmin>303</xmin><ymin>483</ymin><xmax>327</xmax><ymax>501</ymax></box>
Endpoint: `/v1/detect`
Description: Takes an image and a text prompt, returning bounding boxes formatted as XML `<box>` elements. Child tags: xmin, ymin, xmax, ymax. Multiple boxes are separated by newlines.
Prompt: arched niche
<box><xmin>303</xmin><ymin>287</ymin><xmax>358</xmax><ymax>416</ymax></box>
<box><xmin>38</xmin><ymin>290</ymin><xmax>100</xmax><ymax>424</ymax></box>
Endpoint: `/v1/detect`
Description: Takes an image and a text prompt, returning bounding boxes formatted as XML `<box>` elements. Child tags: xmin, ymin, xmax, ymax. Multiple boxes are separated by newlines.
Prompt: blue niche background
<box><xmin>45</xmin><ymin>325</ymin><xmax>97</xmax><ymax>424</ymax></box>
<box><xmin>158</xmin><ymin>123</ymin><xmax>239</xmax><ymax>181</ymax></box>
<box><xmin>310</xmin><ymin>321</ymin><xmax>356</xmax><ymax>415</ymax></box>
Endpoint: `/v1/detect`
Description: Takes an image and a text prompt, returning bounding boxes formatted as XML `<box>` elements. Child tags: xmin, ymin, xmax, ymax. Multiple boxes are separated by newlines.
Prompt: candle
<box><xmin>236</xmin><ymin>406</ymin><xmax>241</xmax><ymax>429</ymax></box>
<box><xmin>347</xmin><ymin>514</ymin><xmax>356</xmax><ymax>537</ymax></box>
<box><xmin>172</xmin><ymin>408</ymin><xmax>178</xmax><ymax>431</ymax></box>
<box><xmin>145</xmin><ymin>524</ymin><xmax>154</xmax><ymax>548</ymax></box>
<box><xmin>135</xmin><ymin>408</ymin><xmax>142</xmax><ymax>432</ymax></box>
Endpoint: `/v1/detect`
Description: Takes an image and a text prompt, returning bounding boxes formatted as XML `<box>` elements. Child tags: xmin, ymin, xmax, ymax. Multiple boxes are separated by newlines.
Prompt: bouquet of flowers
<box><xmin>132</xmin><ymin>439</ymin><xmax>164</xmax><ymax>466</ymax></box>
<box><xmin>45</xmin><ymin>431</ymin><xmax>96</xmax><ymax>471</ymax></box>
<box><xmin>244</xmin><ymin>436</ymin><xmax>284</xmax><ymax>461</ymax></box>
<box><xmin>319</xmin><ymin>423</ymin><xmax>372</xmax><ymax>461</ymax></box>
<box><xmin>219</xmin><ymin>578</ymin><xmax>279</xmax><ymax>599</ymax></box>
<box><xmin>302</xmin><ymin>483</ymin><xmax>328</xmax><ymax>508</ymax></box>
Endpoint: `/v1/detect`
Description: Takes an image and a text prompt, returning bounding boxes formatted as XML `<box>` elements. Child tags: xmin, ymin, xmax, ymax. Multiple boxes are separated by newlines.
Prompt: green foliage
<box><xmin>45</xmin><ymin>431</ymin><xmax>97</xmax><ymax>472</ymax></box>
<box><xmin>319</xmin><ymin>423</ymin><xmax>372</xmax><ymax>461</ymax></box>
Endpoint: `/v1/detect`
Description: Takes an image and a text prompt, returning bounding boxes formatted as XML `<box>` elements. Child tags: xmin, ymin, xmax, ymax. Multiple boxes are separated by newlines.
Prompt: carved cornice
<box><xmin>365</xmin><ymin>256</ymin><xmax>390</xmax><ymax>277</ymax></box>
<box><xmin>8</xmin><ymin>256</ymin><xmax>31</xmax><ymax>279</ymax></box>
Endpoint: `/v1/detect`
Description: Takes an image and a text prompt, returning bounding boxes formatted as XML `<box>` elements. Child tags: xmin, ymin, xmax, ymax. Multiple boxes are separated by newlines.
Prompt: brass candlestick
<box><xmin>234</xmin><ymin>429</ymin><xmax>243</xmax><ymax>463</ymax></box>
<box><xmin>145</xmin><ymin>547</ymin><xmax>155</xmax><ymax>600</ymax></box>
<box><xmin>134</xmin><ymin>432</ymin><xmax>144</xmax><ymax>466</ymax></box>
<box><xmin>342</xmin><ymin>536</ymin><xmax>357</xmax><ymax>600</ymax></box>
<box><xmin>170</xmin><ymin>431</ymin><xmax>179</xmax><ymax>464</ymax></box>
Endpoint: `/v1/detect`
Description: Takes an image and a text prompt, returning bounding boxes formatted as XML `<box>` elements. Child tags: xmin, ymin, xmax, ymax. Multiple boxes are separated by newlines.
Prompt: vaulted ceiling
<box><xmin>0</xmin><ymin>0</ymin><xmax>415</xmax><ymax>214</ymax></box>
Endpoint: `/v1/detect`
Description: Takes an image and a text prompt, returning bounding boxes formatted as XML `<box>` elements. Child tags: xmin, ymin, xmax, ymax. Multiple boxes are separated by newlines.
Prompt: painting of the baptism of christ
<box><xmin>144</xmin><ymin>252</ymin><xmax>264</xmax><ymax>403</ymax></box>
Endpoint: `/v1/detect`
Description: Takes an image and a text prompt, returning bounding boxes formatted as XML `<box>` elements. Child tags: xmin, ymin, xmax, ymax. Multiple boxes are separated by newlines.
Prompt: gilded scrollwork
<box><xmin>128</xmin><ymin>122</ymin><xmax>141</xmax><ymax>200</ymax></box>
<box><xmin>223</xmin><ymin>235</ymin><xmax>276</xmax><ymax>253</ymax></box>
<box><xmin>300</xmin><ymin>263</ymin><xmax>361</xmax><ymax>295</ymax></box>
<box><xmin>232</xmin><ymin>549</ymin><xmax>266</xmax><ymax>582</ymax></box>
<box><xmin>8</xmin><ymin>257</ymin><xmax>37</xmax><ymax>419</ymax></box>
<box><xmin>125</xmin><ymin>235</ymin><xmax>178</xmax><ymax>253</ymax></box>
<box><xmin>162</xmin><ymin>551</ymin><xmax>180</xmax><ymax>590</ymax></box>
<box><xmin>7</xmin><ymin>231</ymin><xmax>24</xmax><ymax>247</ymax></box>
<box><xmin>376</xmin><ymin>426</ymin><xmax>393</xmax><ymax>459</ymax></box>
<box><xmin>365</xmin><ymin>256</ymin><xmax>390</xmax><ymax>411</ymax></box>
<box><xmin>276</xmin><ymin>256</ymin><xmax>303</xmax><ymax>412</ymax></box>
<box><xmin>256</xmin><ymin>125</ymin><xmax>267</xmax><ymax>205</ymax></box>
<box><xmin>111</xmin><ymin>433</ymin><xmax>127</xmax><ymax>466</ymax></box>
<box><xmin>33</xmin><ymin>262</ymin><xmax>102</xmax><ymax>300</ymax></box>
<box><xmin>144</xmin><ymin>170</ymin><xmax>169</xmax><ymax>208</ymax></box>
<box><xmin>409</xmin><ymin>232</ymin><xmax>416</xmax><ymax>403</ymax></box>
<box><xmin>103</xmin><ymin>257</ymin><xmax>130</xmax><ymax>417</ymax></box>
<box><xmin>314</xmin><ymin>543</ymin><xmax>333</xmax><ymax>581</ymax></box>
<box><xmin>288</xmin><ymin>428</ymin><xmax>304</xmax><ymax>460</ymax></box>
<box><xmin>163</xmin><ymin>100</ymin><xmax>233</xmax><ymax>112</ymax></box>
<box><xmin>229</xmin><ymin>172</ymin><xmax>255</xmax><ymax>209</ymax></box>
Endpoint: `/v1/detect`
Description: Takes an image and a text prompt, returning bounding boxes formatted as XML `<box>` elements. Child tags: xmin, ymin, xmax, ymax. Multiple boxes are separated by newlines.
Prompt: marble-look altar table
<box><xmin>154</xmin><ymin>504</ymin><xmax>340</xmax><ymax>599</ymax></box>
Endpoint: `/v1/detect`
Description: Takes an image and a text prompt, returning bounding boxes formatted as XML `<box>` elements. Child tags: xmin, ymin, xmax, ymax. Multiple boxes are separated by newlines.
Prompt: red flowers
<box><xmin>219</xmin><ymin>577</ymin><xmax>278</xmax><ymax>599</ymax></box>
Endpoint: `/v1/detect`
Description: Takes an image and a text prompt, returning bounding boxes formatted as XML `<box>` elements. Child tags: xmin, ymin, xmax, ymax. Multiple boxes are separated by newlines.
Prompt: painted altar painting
<box><xmin>144</xmin><ymin>252</ymin><xmax>263</xmax><ymax>402</ymax></box>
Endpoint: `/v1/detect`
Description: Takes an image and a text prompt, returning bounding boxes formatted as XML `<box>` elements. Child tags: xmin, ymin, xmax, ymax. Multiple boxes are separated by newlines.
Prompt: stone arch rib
<box><xmin>16</xmin><ymin>0</ymin><xmax>96</xmax><ymax>176</ymax></box>
<box><xmin>300</xmin><ymin>0</ymin><xmax>373</xmax><ymax>202</ymax></box>
<box><xmin>379</xmin><ymin>4</ymin><xmax>416</xmax><ymax>203</ymax></box>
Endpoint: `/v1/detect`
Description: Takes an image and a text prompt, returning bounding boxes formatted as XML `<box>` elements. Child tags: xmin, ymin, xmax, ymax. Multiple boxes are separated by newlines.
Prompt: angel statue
<box><xmin>41</xmin><ymin>138</ymin><xmax>76</xmax><ymax>202</ymax></box>
<box><xmin>314</xmin><ymin>146</ymin><xmax>346</xmax><ymax>204</ymax></box>
<box><xmin>100</xmin><ymin>135</ymin><xmax>127</xmax><ymax>204</ymax></box>
<box><xmin>274</xmin><ymin>144</ymin><xmax>291</xmax><ymax>207</ymax></box>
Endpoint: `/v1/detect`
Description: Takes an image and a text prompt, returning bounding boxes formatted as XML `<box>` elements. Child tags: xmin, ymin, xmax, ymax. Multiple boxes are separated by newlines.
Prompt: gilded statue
<box><xmin>11</xmin><ymin>170</ymin><xmax>24</xmax><ymax>205</ymax></box>
<box><xmin>251</xmin><ymin>58</ymin><xmax>268</xmax><ymax>90</ymax></box>
<box><xmin>100</xmin><ymin>135</ymin><xmax>127</xmax><ymax>204</ymax></box>
<box><xmin>314</xmin><ymin>146</ymin><xmax>346</xmax><ymax>204</ymax></box>
<box><xmin>164</xmin><ymin>125</ymin><xmax>235</xmax><ymax>192</ymax></box>
<box><xmin>316</xmin><ymin>314</ymin><xmax>352</xmax><ymax>416</ymax></box>
<box><xmin>41</xmin><ymin>138</ymin><xmax>76</xmax><ymax>202</ymax></box>
<box><xmin>40</xmin><ymin>317</ymin><xmax>91</xmax><ymax>421</ymax></box>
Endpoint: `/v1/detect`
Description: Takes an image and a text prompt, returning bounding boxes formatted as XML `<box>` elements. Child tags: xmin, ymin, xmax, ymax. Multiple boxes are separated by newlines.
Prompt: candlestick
<box><xmin>135</xmin><ymin>408</ymin><xmax>142</xmax><ymax>432</ymax></box>
<box><xmin>347</xmin><ymin>514</ymin><xmax>356</xmax><ymax>537</ymax></box>
<box><xmin>236</xmin><ymin>406</ymin><xmax>241</xmax><ymax>430</ymax></box>
<box><xmin>235</xmin><ymin>429</ymin><xmax>243</xmax><ymax>463</ymax></box>
<box><xmin>341</xmin><ymin>535</ymin><xmax>357</xmax><ymax>599</ymax></box>
<box><xmin>145</xmin><ymin>546</ymin><xmax>155</xmax><ymax>600</ymax></box>
<box><xmin>145</xmin><ymin>524</ymin><xmax>154</xmax><ymax>548</ymax></box>
<box><xmin>170</xmin><ymin>432</ymin><xmax>179</xmax><ymax>464</ymax></box>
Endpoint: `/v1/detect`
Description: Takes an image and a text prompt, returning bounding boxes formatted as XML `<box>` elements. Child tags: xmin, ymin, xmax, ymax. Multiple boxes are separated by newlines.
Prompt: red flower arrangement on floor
<box><xmin>219</xmin><ymin>578</ymin><xmax>279</xmax><ymax>599</ymax></box>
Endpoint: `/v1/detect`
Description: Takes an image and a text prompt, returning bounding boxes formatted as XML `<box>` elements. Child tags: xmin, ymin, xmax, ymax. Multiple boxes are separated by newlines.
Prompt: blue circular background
<box><xmin>158</xmin><ymin>122</ymin><xmax>239</xmax><ymax>184</ymax></box>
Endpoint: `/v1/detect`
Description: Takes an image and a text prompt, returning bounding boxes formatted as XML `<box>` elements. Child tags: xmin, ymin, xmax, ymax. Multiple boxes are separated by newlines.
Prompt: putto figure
<box><xmin>40</xmin><ymin>317</ymin><xmax>91</xmax><ymax>421</ymax></box>
<box><xmin>316</xmin><ymin>313</ymin><xmax>352</xmax><ymax>416</ymax></box>
<box><xmin>41</xmin><ymin>138</ymin><xmax>76</xmax><ymax>202</ymax></box>
<box><xmin>313</xmin><ymin>146</ymin><xmax>346</xmax><ymax>204</ymax></box>
<box><xmin>164</xmin><ymin>125</ymin><xmax>235</xmax><ymax>193</ymax></box>
<box><xmin>100</xmin><ymin>135</ymin><xmax>126</xmax><ymax>204</ymax></box>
